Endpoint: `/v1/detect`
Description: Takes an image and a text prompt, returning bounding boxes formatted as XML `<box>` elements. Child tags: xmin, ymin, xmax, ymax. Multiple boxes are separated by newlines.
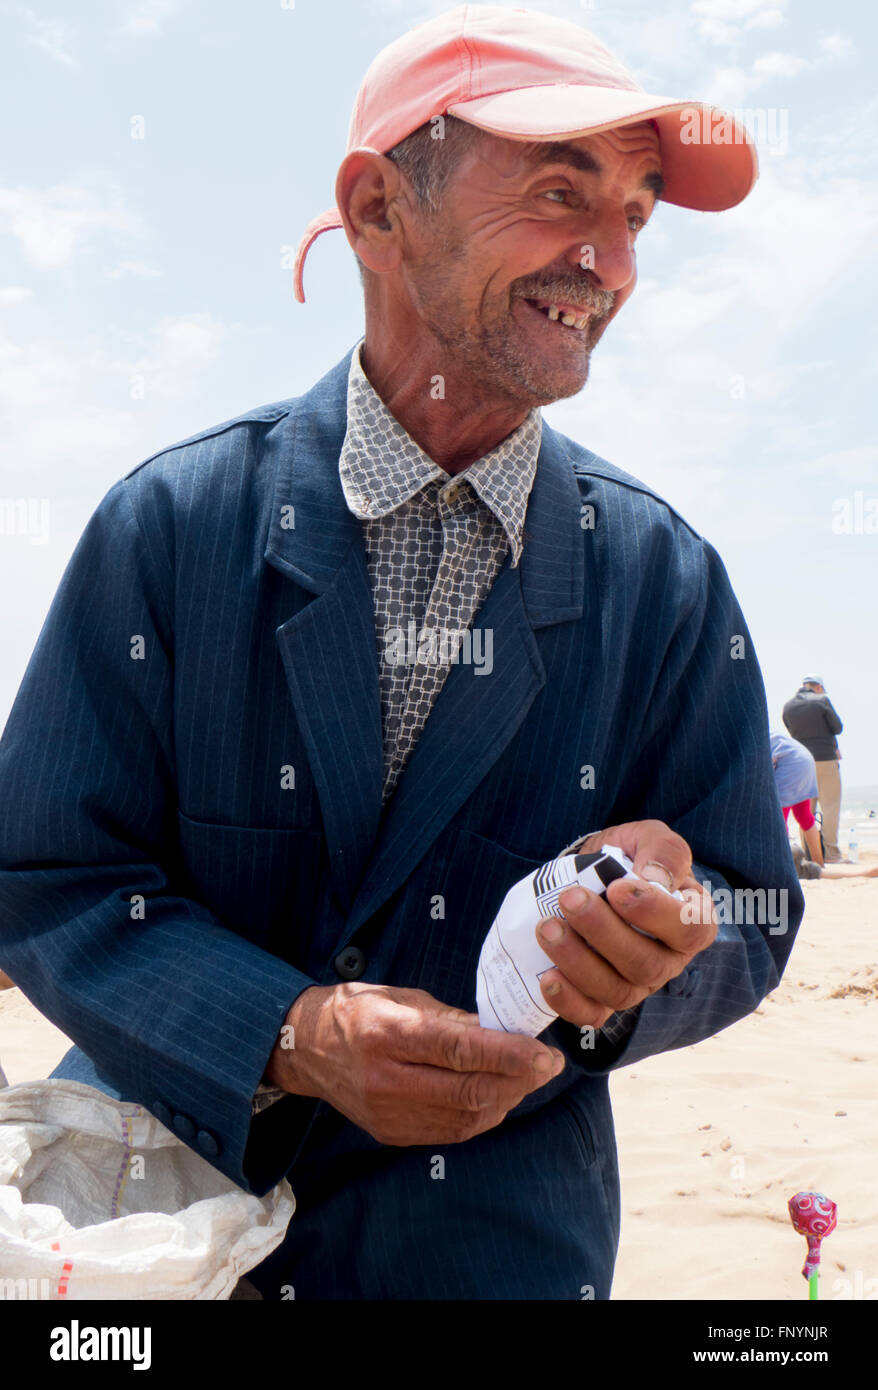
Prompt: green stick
<box><xmin>808</xmin><ymin>1271</ymin><xmax>819</xmax><ymax>1300</ymax></box>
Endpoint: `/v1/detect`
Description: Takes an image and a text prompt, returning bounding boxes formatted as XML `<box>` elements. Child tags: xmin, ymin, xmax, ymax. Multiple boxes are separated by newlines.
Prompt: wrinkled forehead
<box><xmin>608</xmin><ymin>119</ymin><xmax>661</xmax><ymax>149</ymax></box>
<box><xmin>489</xmin><ymin>118</ymin><xmax>663</xmax><ymax>176</ymax></box>
<box><xmin>562</xmin><ymin>119</ymin><xmax>662</xmax><ymax>161</ymax></box>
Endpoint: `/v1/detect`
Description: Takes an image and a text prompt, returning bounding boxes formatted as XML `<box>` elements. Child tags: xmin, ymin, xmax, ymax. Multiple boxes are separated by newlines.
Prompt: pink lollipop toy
<box><xmin>787</xmin><ymin>1191</ymin><xmax>838</xmax><ymax>1299</ymax></box>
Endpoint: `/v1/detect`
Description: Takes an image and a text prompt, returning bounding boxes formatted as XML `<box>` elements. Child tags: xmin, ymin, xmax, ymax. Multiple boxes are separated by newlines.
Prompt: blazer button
<box><xmin>172</xmin><ymin>1112</ymin><xmax>196</xmax><ymax>1141</ymax></box>
<box><xmin>334</xmin><ymin>945</ymin><xmax>367</xmax><ymax>980</ymax></box>
<box><xmin>196</xmin><ymin>1130</ymin><xmax>220</xmax><ymax>1157</ymax></box>
<box><xmin>151</xmin><ymin>1101</ymin><xmax>171</xmax><ymax>1127</ymax></box>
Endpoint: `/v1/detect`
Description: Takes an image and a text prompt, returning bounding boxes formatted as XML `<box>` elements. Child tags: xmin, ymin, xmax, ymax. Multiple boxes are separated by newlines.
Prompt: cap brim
<box><xmin>448</xmin><ymin>85</ymin><xmax>758</xmax><ymax>212</ymax></box>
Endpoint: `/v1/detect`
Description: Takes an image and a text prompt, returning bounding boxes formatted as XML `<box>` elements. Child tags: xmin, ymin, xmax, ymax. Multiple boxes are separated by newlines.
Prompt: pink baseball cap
<box><xmin>293</xmin><ymin>4</ymin><xmax>758</xmax><ymax>302</ymax></box>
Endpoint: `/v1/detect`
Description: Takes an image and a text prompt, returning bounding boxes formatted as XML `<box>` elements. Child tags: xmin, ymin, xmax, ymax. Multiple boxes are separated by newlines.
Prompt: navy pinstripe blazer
<box><xmin>0</xmin><ymin>344</ymin><xmax>803</xmax><ymax>1297</ymax></box>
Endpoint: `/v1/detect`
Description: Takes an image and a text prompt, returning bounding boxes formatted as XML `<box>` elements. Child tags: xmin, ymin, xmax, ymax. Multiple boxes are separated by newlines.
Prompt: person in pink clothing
<box><xmin>771</xmin><ymin>730</ymin><xmax>877</xmax><ymax>879</ymax></box>
<box><xmin>770</xmin><ymin>730</ymin><xmax>823</xmax><ymax>865</ymax></box>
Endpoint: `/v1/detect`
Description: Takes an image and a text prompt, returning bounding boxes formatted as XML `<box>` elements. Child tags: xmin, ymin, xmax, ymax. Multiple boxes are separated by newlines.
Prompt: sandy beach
<box><xmin>610</xmin><ymin>863</ymin><xmax>878</xmax><ymax>1301</ymax></box>
<box><xmin>1</xmin><ymin>860</ymin><xmax>875</xmax><ymax>1301</ymax></box>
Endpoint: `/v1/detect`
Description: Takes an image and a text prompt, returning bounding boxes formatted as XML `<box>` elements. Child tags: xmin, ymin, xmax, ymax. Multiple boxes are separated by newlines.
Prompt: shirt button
<box><xmin>334</xmin><ymin>946</ymin><xmax>367</xmax><ymax>980</ymax></box>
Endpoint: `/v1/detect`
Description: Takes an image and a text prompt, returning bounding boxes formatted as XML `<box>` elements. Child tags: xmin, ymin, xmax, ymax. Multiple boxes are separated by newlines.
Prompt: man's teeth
<box><xmin>538</xmin><ymin>302</ymin><xmax>589</xmax><ymax>330</ymax></box>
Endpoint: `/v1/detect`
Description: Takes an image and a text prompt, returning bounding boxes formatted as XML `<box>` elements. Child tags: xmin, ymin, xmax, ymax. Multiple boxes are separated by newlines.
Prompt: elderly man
<box><xmin>0</xmin><ymin>7</ymin><xmax>803</xmax><ymax>1300</ymax></box>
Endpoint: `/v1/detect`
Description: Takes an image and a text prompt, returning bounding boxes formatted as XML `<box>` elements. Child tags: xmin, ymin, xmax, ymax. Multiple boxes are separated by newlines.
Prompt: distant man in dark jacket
<box><xmin>782</xmin><ymin>675</ymin><xmax>845</xmax><ymax>861</ymax></box>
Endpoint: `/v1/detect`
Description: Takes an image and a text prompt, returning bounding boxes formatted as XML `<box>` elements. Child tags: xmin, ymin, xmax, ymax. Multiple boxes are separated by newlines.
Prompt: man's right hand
<box><xmin>264</xmin><ymin>982</ymin><xmax>567</xmax><ymax>1146</ymax></box>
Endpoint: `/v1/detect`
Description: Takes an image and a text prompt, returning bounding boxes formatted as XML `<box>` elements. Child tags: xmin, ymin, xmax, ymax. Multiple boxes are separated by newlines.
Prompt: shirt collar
<box><xmin>338</xmin><ymin>338</ymin><xmax>541</xmax><ymax>567</ymax></box>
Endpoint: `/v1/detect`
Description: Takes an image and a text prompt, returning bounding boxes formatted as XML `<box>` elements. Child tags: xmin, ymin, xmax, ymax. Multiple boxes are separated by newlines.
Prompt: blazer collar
<box><xmin>264</xmin><ymin>342</ymin><xmax>584</xmax><ymax>627</ymax></box>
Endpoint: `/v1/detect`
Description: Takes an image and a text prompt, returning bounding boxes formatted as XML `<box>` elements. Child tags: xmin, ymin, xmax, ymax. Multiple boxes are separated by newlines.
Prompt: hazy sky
<box><xmin>1</xmin><ymin>0</ymin><xmax>876</xmax><ymax>784</ymax></box>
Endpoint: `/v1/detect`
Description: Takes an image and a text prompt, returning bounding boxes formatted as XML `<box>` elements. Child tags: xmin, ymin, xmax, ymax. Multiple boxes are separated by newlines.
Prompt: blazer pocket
<box><xmin>555</xmin><ymin>1088</ymin><xmax>598</xmax><ymax>1167</ymax></box>
<box><xmin>175</xmin><ymin>810</ymin><xmax>322</xmax><ymax>954</ymax></box>
<box><xmin>414</xmin><ymin>826</ymin><xmax>547</xmax><ymax>1008</ymax></box>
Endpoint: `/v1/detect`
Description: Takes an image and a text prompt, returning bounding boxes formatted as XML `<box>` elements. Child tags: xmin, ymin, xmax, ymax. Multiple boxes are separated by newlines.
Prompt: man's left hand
<box><xmin>535</xmin><ymin>819</ymin><xmax>717</xmax><ymax>1028</ymax></box>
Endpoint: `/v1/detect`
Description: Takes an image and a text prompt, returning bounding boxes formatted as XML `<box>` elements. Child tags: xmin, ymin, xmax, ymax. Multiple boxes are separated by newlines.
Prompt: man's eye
<box><xmin>628</xmin><ymin>214</ymin><xmax>646</xmax><ymax>232</ymax></box>
<box><xmin>543</xmin><ymin>189</ymin><xmax>570</xmax><ymax>204</ymax></box>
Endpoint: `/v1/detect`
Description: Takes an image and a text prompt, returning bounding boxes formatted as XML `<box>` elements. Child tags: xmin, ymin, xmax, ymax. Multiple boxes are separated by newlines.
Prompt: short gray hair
<box><xmin>354</xmin><ymin>115</ymin><xmax>488</xmax><ymax>281</ymax></box>
<box><xmin>385</xmin><ymin>114</ymin><xmax>487</xmax><ymax>213</ymax></box>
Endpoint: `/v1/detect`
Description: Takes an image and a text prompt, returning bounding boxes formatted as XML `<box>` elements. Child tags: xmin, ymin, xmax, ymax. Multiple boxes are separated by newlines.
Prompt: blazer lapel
<box><xmin>263</xmin><ymin>347</ymin><xmax>385</xmax><ymax>914</ymax></box>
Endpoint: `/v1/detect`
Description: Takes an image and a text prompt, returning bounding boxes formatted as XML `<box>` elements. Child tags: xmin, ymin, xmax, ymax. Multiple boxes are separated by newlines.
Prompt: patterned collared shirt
<box><xmin>338</xmin><ymin>338</ymin><xmax>542</xmax><ymax>803</ymax></box>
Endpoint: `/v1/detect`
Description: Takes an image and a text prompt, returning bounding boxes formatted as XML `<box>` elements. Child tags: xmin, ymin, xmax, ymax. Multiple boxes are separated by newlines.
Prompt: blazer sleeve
<box><xmin>557</xmin><ymin>530</ymin><xmax>805</xmax><ymax>1074</ymax></box>
<box><xmin>820</xmin><ymin>698</ymin><xmax>843</xmax><ymax>737</ymax></box>
<box><xmin>0</xmin><ymin>478</ymin><xmax>320</xmax><ymax>1195</ymax></box>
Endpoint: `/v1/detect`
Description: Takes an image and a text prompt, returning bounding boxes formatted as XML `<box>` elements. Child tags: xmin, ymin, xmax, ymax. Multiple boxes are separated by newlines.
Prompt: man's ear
<box><xmin>335</xmin><ymin>147</ymin><xmax>408</xmax><ymax>276</ymax></box>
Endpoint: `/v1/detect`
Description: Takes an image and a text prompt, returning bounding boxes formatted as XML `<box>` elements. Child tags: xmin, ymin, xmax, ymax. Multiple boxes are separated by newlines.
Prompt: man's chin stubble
<box><xmin>423</xmin><ymin>311</ymin><xmax>595</xmax><ymax>408</ymax></box>
<box><xmin>489</xmin><ymin>340</ymin><xmax>594</xmax><ymax>407</ymax></box>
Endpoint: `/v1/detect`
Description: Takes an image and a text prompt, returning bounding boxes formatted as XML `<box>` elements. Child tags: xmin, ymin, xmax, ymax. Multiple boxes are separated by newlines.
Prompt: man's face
<box><xmin>399</xmin><ymin>120</ymin><xmax>663</xmax><ymax>407</ymax></box>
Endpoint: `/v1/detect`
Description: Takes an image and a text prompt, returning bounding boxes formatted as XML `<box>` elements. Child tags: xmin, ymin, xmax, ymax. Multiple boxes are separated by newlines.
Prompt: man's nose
<box><xmin>563</xmin><ymin>206</ymin><xmax>636</xmax><ymax>293</ymax></box>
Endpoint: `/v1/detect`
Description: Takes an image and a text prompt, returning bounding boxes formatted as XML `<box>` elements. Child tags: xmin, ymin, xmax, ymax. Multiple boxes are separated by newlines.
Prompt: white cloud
<box><xmin>690</xmin><ymin>0</ymin><xmax>787</xmax><ymax>47</ymax></box>
<box><xmin>798</xmin><ymin>446</ymin><xmax>878</xmax><ymax>484</ymax></box>
<box><xmin>708</xmin><ymin>26</ymin><xmax>859</xmax><ymax>105</ymax></box>
<box><xmin>116</xmin><ymin>0</ymin><xmax>182</xmax><ymax>38</ymax></box>
<box><xmin>819</xmin><ymin>33</ymin><xmax>854</xmax><ymax>61</ymax></box>
<box><xmin>22</xmin><ymin>408</ymin><xmax>138</xmax><ymax>463</ymax></box>
<box><xmin>591</xmin><ymin>8</ymin><xmax>708</xmax><ymax>88</ymax></box>
<box><xmin>0</xmin><ymin>334</ymin><xmax>80</xmax><ymax>411</ymax></box>
<box><xmin>0</xmin><ymin>286</ymin><xmax>32</xmax><ymax>304</ymax></box>
<box><xmin>625</xmin><ymin>279</ymin><xmax>738</xmax><ymax>347</ymax></box>
<box><xmin>91</xmin><ymin>313</ymin><xmax>231</xmax><ymax>400</ymax></box>
<box><xmin>0</xmin><ymin>185</ymin><xmax>140</xmax><ymax>270</ymax></box>
<box><xmin>17</xmin><ymin>7</ymin><xmax>78</xmax><ymax>67</ymax></box>
<box><xmin>802</xmin><ymin>97</ymin><xmax>878</xmax><ymax>176</ymax></box>
<box><xmin>711</xmin><ymin>165</ymin><xmax>878</xmax><ymax>329</ymax></box>
<box><xmin>103</xmin><ymin>259</ymin><xmax>162</xmax><ymax>279</ymax></box>
<box><xmin>707</xmin><ymin>65</ymin><xmax>752</xmax><ymax>106</ymax></box>
<box><xmin>0</xmin><ymin>313</ymin><xmax>230</xmax><ymax>477</ymax></box>
<box><xmin>544</xmin><ymin>347</ymin><xmax>732</xmax><ymax>524</ymax></box>
<box><xmin>751</xmin><ymin>51</ymin><xmax>809</xmax><ymax>79</ymax></box>
<box><xmin>160</xmin><ymin>314</ymin><xmax>227</xmax><ymax>365</ymax></box>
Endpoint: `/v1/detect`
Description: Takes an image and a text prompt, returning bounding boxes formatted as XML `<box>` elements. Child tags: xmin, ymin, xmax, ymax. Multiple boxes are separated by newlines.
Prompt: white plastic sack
<box><xmin>0</xmin><ymin>1079</ymin><xmax>294</xmax><ymax>1299</ymax></box>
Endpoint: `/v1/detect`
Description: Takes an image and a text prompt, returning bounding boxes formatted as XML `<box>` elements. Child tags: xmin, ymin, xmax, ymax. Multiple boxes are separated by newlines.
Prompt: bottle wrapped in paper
<box><xmin>476</xmin><ymin>845</ymin><xmax>684</xmax><ymax>1037</ymax></box>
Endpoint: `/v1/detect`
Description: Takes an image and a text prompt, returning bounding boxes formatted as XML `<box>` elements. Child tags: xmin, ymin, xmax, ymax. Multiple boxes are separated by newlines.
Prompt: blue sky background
<box><xmin>1</xmin><ymin>0</ymin><xmax>876</xmax><ymax>790</ymax></box>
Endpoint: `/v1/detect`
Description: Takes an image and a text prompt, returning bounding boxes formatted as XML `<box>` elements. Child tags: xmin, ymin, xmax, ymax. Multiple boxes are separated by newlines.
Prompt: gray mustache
<box><xmin>516</xmin><ymin>285</ymin><xmax>615</xmax><ymax>315</ymax></box>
